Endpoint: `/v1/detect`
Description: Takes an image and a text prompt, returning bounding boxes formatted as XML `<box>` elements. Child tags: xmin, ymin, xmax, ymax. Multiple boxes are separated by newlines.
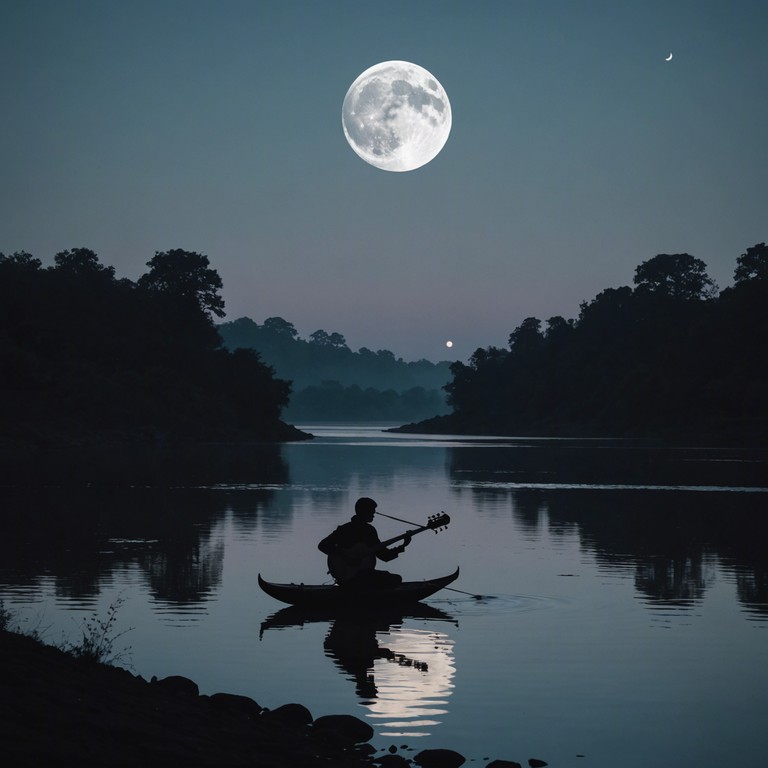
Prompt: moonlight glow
<box><xmin>342</xmin><ymin>61</ymin><xmax>452</xmax><ymax>172</ymax></box>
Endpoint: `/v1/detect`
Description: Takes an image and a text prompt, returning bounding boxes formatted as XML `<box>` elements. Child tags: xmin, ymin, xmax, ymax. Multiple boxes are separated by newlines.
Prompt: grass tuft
<box><xmin>0</xmin><ymin>600</ymin><xmax>11</xmax><ymax>632</ymax></box>
<box><xmin>62</xmin><ymin>596</ymin><xmax>133</xmax><ymax>666</ymax></box>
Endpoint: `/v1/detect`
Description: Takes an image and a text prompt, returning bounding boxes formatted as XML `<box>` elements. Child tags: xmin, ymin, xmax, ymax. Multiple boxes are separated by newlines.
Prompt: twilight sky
<box><xmin>2</xmin><ymin>0</ymin><xmax>766</xmax><ymax>362</ymax></box>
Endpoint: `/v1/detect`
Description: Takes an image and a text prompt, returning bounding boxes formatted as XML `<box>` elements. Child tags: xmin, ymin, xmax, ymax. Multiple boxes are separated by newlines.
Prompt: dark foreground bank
<box><xmin>0</xmin><ymin>628</ymin><xmax>537</xmax><ymax>768</ymax></box>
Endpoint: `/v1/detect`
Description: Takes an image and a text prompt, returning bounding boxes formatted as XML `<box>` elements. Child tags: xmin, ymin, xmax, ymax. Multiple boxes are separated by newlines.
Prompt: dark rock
<box><xmin>312</xmin><ymin>713</ymin><xmax>374</xmax><ymax>746</ymax></box>
<box><xmin>5</xmin><ymin>626</ymin><xmax>511</xmax><ymax>767</ymax></box>
<box><xmin>487</xmin><ymin>761</ymin><xmax>522</xmax><ymax>768</ymax></box>
<box><xmin>375</xmin><ymin>755</ymin><xmax>411</xmax><ymax>767</ymax></box>
<box><xmin>414</xmin><ymin>748</ymin><xmax>466</xmax><ymax>767</ymax></box>
<box><xmin>207</xmin><ymin>691</ymin><xmax>262</xmax><ymax>718</ymax></box>
<box><xmin>1</xmin><ymin>628</ymin><xmax>380</xmax><ymax>766</ymax></box>
<box><xmin>528</xmin><ymin>760</ymin><xmax>548</xmax><ymax>768</ymax></box>
<box><xmin>262</xmin><ymin>701</ymin><xmax>313</xmax><ymax>728</ymax></box>
<box><xmin>151</xmin><ymin>675</ymin><xmax>199</xmax><ymax>697</ymax></box>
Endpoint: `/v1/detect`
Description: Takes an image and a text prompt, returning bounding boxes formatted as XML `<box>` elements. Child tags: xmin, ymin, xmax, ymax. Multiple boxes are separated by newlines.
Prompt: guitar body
<box><xmin>325</xmin><ymin>513</ymin><xmax>450</xmax><ymax>583</ymax></box>
<box><xmin>327</xmin><ymin>543</ymin><xmax>378</xmax><ymax>583</ymax></box>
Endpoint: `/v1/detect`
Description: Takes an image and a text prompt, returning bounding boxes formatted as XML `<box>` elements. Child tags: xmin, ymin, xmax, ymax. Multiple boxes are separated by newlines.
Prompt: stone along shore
<box><xmin>0</xmin><ymin>627</ymin><xmax>546</xmax><ymax>768</ymax></box>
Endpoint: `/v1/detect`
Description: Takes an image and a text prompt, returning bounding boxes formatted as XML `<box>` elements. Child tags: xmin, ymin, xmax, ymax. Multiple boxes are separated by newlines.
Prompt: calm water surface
<box><xmin>1</xmin><ymin>425</ymin><xmax>767</xmax><ymax>767</ymax></box>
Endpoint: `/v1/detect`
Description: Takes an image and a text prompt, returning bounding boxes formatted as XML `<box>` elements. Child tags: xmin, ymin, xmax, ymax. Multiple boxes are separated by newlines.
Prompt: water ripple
<box><xmin>428</xmin><ymin>592</ymin><xmax>567</xmax><ymax>617</ymax></box>
<box><xmin>466</xmin><ymin>481</ymin><xmax>768</xmax><ymax>493</ymax></box>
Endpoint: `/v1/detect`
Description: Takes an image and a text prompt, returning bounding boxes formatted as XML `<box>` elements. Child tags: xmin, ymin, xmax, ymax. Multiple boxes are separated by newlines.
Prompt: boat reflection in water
<box><xmin>260</xmin><ymin>604</ymin><xmax>457</xmax><ymax>737</ymax></box>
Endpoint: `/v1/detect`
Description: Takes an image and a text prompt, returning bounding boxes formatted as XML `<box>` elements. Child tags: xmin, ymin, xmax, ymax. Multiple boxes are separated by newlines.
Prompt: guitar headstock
<box><xmin>427</xmin><ymin>512</ymin><xmax>450</xmax><ymax>532</ymax></box>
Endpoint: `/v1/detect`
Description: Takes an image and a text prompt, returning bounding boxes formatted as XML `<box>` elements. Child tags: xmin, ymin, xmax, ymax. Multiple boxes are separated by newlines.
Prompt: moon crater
<box><xmin>342</xmin><ymin>61</ymin><xmax>452</xmax><ymax>172</ymax></box>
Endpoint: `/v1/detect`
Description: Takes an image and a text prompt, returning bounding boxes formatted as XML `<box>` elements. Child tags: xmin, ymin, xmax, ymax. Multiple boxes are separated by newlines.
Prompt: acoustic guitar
<box><xmin>327</xmin><ymin>512</ymin><xmax>450</xmax><ymax>582</ymax></box>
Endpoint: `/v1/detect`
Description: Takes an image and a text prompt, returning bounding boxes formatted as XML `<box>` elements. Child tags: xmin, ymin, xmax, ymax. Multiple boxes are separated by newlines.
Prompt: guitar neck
<box><xmin>379</xmin><ymin>525</ymin><xmax>429</xmax><ymax>550</ymax></box>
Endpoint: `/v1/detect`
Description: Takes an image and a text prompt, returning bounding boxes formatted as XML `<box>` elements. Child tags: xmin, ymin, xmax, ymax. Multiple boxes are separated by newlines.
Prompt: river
<box><xmin>1</xmin><ymin>424</ymin><xmax>766</xmax><ymax>767</ymax></box>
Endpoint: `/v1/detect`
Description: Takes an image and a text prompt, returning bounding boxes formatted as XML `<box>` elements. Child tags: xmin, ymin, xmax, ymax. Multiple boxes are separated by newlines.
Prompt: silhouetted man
<box><xmin>318</xmin><ymin>497</ymin><xmax>410</xmax><ymax>588</ymax></box>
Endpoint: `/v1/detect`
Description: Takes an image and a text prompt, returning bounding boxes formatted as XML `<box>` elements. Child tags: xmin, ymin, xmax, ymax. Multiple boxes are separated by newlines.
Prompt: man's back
<box><xmin>319</xmin><ymin>517</ymin><xmax>379</xmax><ymax>554</ymax></box>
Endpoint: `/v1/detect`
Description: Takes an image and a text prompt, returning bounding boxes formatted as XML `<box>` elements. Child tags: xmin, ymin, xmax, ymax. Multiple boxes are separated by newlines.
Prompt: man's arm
<box><xmin>376</xmin><ymin>533</ymin><xmax>411</xmax><ymax>562</ymax></box>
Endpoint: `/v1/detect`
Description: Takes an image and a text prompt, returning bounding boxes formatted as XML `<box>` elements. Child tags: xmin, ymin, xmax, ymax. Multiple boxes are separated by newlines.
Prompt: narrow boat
<box><xmin>258</xmin><ymin>567</ymin><xmax>459</xmax><ymax>609</ymax></box>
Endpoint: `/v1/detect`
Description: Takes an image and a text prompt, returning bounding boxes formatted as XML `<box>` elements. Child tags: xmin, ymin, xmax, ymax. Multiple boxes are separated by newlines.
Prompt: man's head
<box><xmin>354</xmin><ymin>497</ymin><xmax>377</xmax><ymax>521</ymax></box>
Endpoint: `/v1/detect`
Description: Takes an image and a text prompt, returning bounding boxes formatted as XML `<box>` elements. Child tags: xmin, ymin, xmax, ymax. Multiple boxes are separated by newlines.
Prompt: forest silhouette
<box><xmin>217</xmin><ymin>316</ymin><xmax>451</xmax><ymax>421</ymax></box>
<box><xmin>399</xmin><ymin>244</ymin><xmax>767</xmax><ymax>442</ymax></box>
<box><xmin>2</xmin><ymin>244</ymin><xmax>765</xmax><ymax>445</ymax></box>
<box><xmin>0</xmin><ymin>248</ymin><xmax>305</xmax><ymax>444</ymax></box>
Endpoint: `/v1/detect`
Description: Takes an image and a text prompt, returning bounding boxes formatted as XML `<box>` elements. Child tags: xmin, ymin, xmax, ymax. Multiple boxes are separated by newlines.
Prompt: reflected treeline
<box><xmin>0</xmin><ymin>441</ymin><xmax>289</xmax><ymax>486</ymax></box>
<box><xmin>634</xmin><ymin>552</ymin><xmax>713</xmax><ymax>608</ymax></box>
<box><xmin>447</xmin><ymin>440</ymin><xmax>768</xmax><ymax>489</ymax></box>
<box><xmin>448</xmin><ymin>443</ymin><xmax>768</xmax><ymax>619</ymax></box>
<box><xmin>0</xmin><ymin>444</ymin><xmax>289</xmax><ymax>607</ymax></box>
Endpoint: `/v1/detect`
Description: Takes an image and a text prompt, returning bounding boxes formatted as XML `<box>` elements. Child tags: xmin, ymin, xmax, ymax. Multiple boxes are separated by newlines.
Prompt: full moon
<box><xmin>342</xmin><ymin>61</ymin><xmax>452</xmax><ymax>172</ymax></box>
<box><xmin>446</xmin><ymin>341</ymin><xmax>453</xmax><ymax>348</ymax></box>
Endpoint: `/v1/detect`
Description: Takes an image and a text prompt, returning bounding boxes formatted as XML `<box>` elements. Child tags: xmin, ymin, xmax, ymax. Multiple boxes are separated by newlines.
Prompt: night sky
<box><xmin>2</xmin><ymin>0</ymin><xmax>766</xmax><ymax>361</ymax></box>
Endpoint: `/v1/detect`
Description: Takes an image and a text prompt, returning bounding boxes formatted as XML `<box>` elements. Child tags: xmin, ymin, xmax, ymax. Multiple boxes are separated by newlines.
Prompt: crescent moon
<box><xmin>665</xmin><ymin>52</ymin><xmax>673</xmax><ymax>61</ymax></box>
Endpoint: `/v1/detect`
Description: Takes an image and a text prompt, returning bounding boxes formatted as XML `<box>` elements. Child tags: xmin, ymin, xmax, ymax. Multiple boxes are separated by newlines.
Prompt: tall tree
<box><xmin>262</xmin><ymin>316</ymin><xmax>298</xmax><ymax>339</ymax></box>
<box><xmin>0</xmin><ymin>251</ymin><xmax>41</xmax><ymax>271</ymax></box>
<box><xmin>734</xmin><ymin>242</ymin><xmax>768</xmax><ymax>283</ymax></box>
<box><xmin>633</xmin><ymin>253</ymin><xmax>717</xmax><ymax>300</ymax></box>
<box><xmin>508</xmin><ymin>317</ymin><xmax>543</xmax><ymax>354</ymax></box>
<box><xmin>309</xmin><ymin>330</ymin><xmax>348</xmax><ymax>349</ymax></box>
<box><xmin>327</xmin><ymin>332</ymin><xmax>348</xmax><ymax>349</ymax></box>
<box><xmin>54</xmin><ymin>247</ymin><xmax>116</xmax><ymax>278</ymax></box>
<box><xmin>545</xmin><ymin>316</ymin><xmax>573</xmax><ymax>341</ymax></box>
<box><xmin>139</xmin><ymin>249</ymin><xmax>225</xmax><ymax>319</ymax></box>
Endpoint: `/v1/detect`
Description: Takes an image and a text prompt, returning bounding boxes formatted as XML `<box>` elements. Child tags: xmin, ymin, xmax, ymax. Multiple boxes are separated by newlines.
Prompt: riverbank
<box><xmin>2</xmin><ymin>624</ymin><xmax>433</xmax><ymax>767</ymax></box>
<box><xmin>2</xmin><ymin>627</ymin><xmax>539</xmax><ymax>768</ymax></box>
<box><xmin>0</xmin><ymin>626</ymin><xmax>384</xmax><ymax>767</ymax></box>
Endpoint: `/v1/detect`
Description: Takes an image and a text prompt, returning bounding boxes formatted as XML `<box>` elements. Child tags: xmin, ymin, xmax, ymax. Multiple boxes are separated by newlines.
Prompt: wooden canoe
<box><xmin>258</xmin><ymin>568</ymin><xmax>459</xmax><ymax>609</ymax></box>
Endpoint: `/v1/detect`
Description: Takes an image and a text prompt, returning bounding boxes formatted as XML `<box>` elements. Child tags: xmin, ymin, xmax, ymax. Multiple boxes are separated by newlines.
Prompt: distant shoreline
<box><xmin>389</xmin><ymin>413</ymin><xmax>766</xmax><ymax>448</ymax></box>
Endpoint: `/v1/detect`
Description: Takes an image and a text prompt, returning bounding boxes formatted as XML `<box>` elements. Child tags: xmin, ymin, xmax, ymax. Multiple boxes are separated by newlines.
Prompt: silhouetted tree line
<box><xmin>404</xmin><ymin>245</ymin><xmax>768</xmax><ymax>441</ymax></box>
<box><xmin>218</xmin><ymin>316</ymin><xmax>451</xmax><ymax>420</ymax></box>
<box><xmin>0</xmin><ymin>248</ymin><xmax>305</xmax><ymax>443</ymax></box>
